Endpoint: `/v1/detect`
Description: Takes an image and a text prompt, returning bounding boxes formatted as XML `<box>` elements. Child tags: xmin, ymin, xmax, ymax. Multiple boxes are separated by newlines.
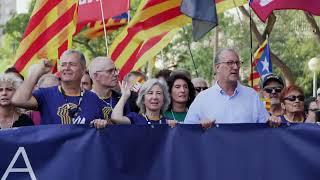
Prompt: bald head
<box><xmin>88</xmin><ymin>57</ymin><xmax>114</xmax><ymax>79</ymax></box>
<box><xmin>88</xmin><ymin>56</ymin><xmax>119</xmax><ymax>88</ymax></box>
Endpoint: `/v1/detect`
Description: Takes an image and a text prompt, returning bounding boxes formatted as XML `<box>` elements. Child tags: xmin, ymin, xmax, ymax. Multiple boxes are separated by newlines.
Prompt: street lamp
<box><xmin>308</xmin><ymin>56</ymin><xmax>320</xmax><ymax>97</ymax></box>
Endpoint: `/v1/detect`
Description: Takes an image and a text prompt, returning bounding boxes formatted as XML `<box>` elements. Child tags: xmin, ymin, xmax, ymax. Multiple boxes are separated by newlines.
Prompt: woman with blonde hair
<box><xmin>0</xmin><ymin>73</ymin><xmax>34</xmax><ymax>128</ymax></box>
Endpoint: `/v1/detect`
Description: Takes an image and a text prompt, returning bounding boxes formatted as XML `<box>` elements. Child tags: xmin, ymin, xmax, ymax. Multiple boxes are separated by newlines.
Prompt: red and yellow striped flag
<box><xmin>14</xmin><ymin>0</ymin><xmax>78</xmax><ymax>76</ymax></box>
<box><xmin>81</xmin><ymin>12</ymin><xmax>129</xmax><ymax>39</ymax></box>
<box><xmin>110</xmin><ymin>0</ymin><xmax>191</xmax><ymax>79</ymax></box>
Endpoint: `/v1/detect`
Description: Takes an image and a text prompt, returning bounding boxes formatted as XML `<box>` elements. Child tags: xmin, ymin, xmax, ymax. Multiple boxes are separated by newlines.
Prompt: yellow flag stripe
<box><xmin>132</xmin><ymin>30</ymin><xmax>178</xmax><ymax>70</ymax></box>
<box><xmin>15</xmin><ymin>0</ymin><xmax>75</xmax><ymax>60</ymax></box>
<box><xmin>114</xmin><ymin>15</ymin><xmax>189</xmax><ymax>68</ymax></box>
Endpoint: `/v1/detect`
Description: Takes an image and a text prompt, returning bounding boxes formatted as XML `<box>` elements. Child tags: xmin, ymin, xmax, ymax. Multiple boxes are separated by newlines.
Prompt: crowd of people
<box><xmin>0</xmin><ymin>48</ymin><xmax>318</xmax><ymax>129</ymax></box>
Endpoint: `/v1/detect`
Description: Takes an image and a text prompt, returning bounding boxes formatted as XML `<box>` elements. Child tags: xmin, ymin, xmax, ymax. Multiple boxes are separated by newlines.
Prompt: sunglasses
<box><xmin>195</xmin><ymin>87</ymin><xmax>208</xmax><ymax>92</ymax></box>
<box><xmin>264</xmin><ymin>87</ymin><xmax>282</xmax><ymax>94</ymax></box>
<box><xmin>283</xmin><ymin>95</ymin><xmax>304</xmax><ymax>102</ymax></box>
<box><xmin>309</xmin><ymin>108</ymin><xmax>320</xmax><ymax>112</ymax></box>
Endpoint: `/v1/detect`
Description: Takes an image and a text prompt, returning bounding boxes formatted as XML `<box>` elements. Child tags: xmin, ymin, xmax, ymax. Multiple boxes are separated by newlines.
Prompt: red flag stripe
<box><xmin>14</xmin><ymin>4</ymin><xmax>77</xmax><ymax>71</ymax></box>
<box><xmin>248</xmin><ymin>72</ymin><xmax>260</xmax><ymax>80</ymax></box>
<box><xmin>23</xmin><ymin>0</ymin><xmax>62</xmax><ymax>38</ymax></box>
<box><xmin>118</xmin><ymin>43</ymin><xmax>143</xmax><ymax>78</ymax></box>
<box><xmin>118</xmin><ymin>32</ymin><xmax>168</xmax><ymax>78</ymax></box>
<box><xmin>111</xmin><ymin>7</ymin><xmax>181</xmax><ymax>61</ymax></box>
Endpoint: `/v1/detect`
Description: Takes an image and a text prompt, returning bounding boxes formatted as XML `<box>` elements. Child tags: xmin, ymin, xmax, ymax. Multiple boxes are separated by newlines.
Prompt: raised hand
<box><xmin>30</xmin><ymin>59</ymin><xmax>53</xmax><ymax>78</ymax></box>
<box><xmin>119</xmin><ymin>81</ymin><xmax>132</xmax><ymax>99</ymax></box>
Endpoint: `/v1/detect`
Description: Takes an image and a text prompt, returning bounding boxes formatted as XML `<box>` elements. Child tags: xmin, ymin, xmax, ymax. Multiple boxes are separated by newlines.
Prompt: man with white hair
<box><xmin>88</xmin><ymin>57</ymin><xmax>130</xmax><ymax>121</ymax></box>
<box><xmin>12</xmin><ymin>50</ymin><xmax>108</xmax><ymax>128</ymax></box>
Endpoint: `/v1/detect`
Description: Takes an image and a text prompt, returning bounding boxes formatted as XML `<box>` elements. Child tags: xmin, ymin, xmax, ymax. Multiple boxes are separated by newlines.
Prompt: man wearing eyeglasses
<box><xmin>191</xmin><ymin>77</ymin><xmax>208</xmax><ymax>96</ymax></box>
<box><xmin>261</xmin><ymin>73</ymin><xmax>285</xmax><ymax>116</ymax></box>
<box><xmin>185</xmin><ymin>48</ymin><xmax>269</xmax><ymax>126</ymax></box>
<box><xmin>88</xmin><ymin>57</ymin><xmax>130</xmax><ymax>121</ymax></box>
<box><xmin>12</xmin><ymin>50</ymin><xmax>109</xmax><ymax>128</ymax></box>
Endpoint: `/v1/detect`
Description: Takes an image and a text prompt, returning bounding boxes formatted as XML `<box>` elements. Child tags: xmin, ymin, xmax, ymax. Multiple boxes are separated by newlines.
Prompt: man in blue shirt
<box><xmin>88</xmin><ymin>57</ymin><xmax>131</xmax><ymax>121</ymax></box>
<box><xmin>12</xmin><ymin>50</ymin><xmax>109</xmax><ymax>128</ymax></box>
<box><xmin>185</xmin><ymin>48</ymin><xmax>269</xmax><ymax>125</ymax></box>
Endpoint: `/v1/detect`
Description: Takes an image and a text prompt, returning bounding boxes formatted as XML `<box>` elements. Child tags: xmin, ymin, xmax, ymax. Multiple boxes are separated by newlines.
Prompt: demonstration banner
<box><xmin>0</xmin><ymin>124</ymin><xmax>320</xmax><ymax>180</ymax></box>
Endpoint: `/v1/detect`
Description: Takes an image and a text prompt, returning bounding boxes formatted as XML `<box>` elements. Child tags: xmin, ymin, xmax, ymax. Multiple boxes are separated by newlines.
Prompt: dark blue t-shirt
<box><xmin>94</xmin><ymin>90</ymin><xmax>131</xmax><ymax>121</ymax></box>
<box><xmin>126</xmin><ymin>112</ymin><xmax>167</xmax><ymax>125</ymax></box>
<box><xmin>33</xmin><ymin>86</ymin><xmax>107</xmax><ymax>125</ymax></box>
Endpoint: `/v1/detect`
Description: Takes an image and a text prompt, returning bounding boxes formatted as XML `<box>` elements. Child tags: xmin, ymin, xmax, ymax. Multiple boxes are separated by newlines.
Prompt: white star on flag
<box><xmin>261</xmin><ymin>56</ymin><xmax>270</xmax><ymax>73</ymax></box>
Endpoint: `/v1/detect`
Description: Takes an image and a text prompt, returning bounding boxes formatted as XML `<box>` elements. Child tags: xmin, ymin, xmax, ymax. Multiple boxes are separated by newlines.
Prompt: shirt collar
<box><xmin>213</xmin><ymin>81</ymin><xmax>241</xmax><ymax>96</ymax></box>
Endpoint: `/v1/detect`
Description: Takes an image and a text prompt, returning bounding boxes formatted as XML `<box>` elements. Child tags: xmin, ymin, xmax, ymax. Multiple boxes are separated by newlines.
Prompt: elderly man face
<box><xmin>215</xmin><ymin>50</ymin><xmax>241</xmax><ymax>84</ymax></box>
<box><xmin>80</xmin><ymin>73</ymin><xmax>92</xmax><ymax>91</ymax></box>
<box><xmin>59</xmin><ymin>53</ymin><xmax>85</xmax><ymax>83</ymax></box>
<box><xmin>91</xmin><ymin>58</ymin><xmax>119</xmax><ymax>88</ymax></box>
<box><xmin>262</xmin><ymin>80</ymin><xmax>283</xmax><ymax>104</ymax></box>
<box><xmin>192</xmin><ymin>78</ymin><xmax>208</xmax><ymax>95</ymax></box>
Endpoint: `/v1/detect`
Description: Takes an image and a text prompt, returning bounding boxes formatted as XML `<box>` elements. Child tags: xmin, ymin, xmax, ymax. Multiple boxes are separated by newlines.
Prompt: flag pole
<box><xmin>99</xmin><ymin>0</ymin><xmax>109</xmax><ymax>56</ymax></box>
<box><xmin>249</xmin><ymin>2</ymin><xmax>253</xmax><ymax>88</ymax></box>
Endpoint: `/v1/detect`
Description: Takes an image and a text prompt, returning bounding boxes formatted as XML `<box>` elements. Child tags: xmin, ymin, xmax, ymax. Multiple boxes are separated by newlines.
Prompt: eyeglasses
<box><xmin>283</xmin><ymin>95</ymin><xmax>304</xmax><ymax>102</ymax></box>
<box><xmin>309</xmin><ymin>108</ymin><xmax>319</xmax><ymax>112</ymax></box>
<box><xmin>264</xmin><ymin>87</ymin><xmax>282</xmax><ymax>94</ymax></box>
<box><xmin>217</xmin><ymin>61</ymin><xmax>243</xmax><ymax>67</ymax></box>
<box><xmin>195</xmin><ymin>87</ymin><xmax>208</xmax><ymax>92</ymax></box>
<box><xmin>96</xmin><ymin>68</ymin><xmax>119</xmax><ymax>75</ymax></box>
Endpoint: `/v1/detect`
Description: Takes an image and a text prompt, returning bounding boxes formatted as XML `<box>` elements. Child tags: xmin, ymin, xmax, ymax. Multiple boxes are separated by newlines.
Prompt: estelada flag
<box><xmin>248</xmin><ymin>39</ymin><xmax>272</xmax><ymax>91</ymax></box>
<box><xmin>250</xmin><ymin>0</ymin><xmax>320</xmax><ymax>22</ymax></box>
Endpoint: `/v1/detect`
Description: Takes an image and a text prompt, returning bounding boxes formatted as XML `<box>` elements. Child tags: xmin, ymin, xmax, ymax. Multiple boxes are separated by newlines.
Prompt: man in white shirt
<box><xmin>185</xmin><ymin>48</ymin><xmax>269</xmax><ymax>124</ymax></box>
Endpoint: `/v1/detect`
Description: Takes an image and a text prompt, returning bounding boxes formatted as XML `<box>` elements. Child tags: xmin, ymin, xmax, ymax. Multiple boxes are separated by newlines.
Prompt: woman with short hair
<box><xmin>111</xmin><ymin>79</ymin><xmax>171</xmax><ymax>125</ymax></box>
<box><xmin>0</xmin><ymin>73</ymin><xmax>34</xmax><ymax>128</ymax></box>
<box><xmin>279</xmin><ymin>85</ymin><xmax>305</xmax><ymax>123</ymax></box>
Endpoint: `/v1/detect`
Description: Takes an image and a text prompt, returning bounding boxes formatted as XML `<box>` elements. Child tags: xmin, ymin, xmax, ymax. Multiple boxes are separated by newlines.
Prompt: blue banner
<box><xmin>1</xmin><ymin>124</ymin><xmax>320</xmax><ymax>180</ymax></box>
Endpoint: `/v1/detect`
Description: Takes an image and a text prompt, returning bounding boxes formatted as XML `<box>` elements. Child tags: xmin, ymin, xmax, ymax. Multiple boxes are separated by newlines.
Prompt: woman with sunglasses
<box><xmin>164</xmin><ymin>74</ymin><xmax>195</xmax><ymax>122</ymax></box>
<box><xmin>278</xmin><ymin>85</ymin><xmax>305</xmax><ymax>123</ymax></box>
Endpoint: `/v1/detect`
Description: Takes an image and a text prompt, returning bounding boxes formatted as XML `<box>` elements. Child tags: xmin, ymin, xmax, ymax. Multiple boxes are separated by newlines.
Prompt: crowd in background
<box><xmin>0</xmin><ymin>48</ymin><xmax>318</xmax><ymax>130</ymax></box>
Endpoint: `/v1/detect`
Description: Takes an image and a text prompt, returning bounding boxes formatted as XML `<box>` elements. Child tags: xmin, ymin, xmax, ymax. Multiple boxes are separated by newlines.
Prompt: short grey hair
<box><xmin>136</xmin><ymin>78</ymin><xmax>170</xmax><ymax>114</ymax></box>
<box><xmin>37</xmin><ymin>74</ymin><xmax>59</xmax><ymax>88</ymax></box>
<box><xmin>191</xmin><ymin>77</ymin><xmax>208</xmax><ymax>86</ymax></box>
<box><xmin>214</xmin><ymin>48</ymin><xmax>239</xmax><ymax>64</ymax></box>
<box><xmin>60</xmin><ymin>49</ymin><xmax>86</xmax><ymax>67</ymax></box>
<box><xmin>88</xmin><ymin>56</ymin><xmax>113</xmax><ymax>79</ymax></box>
<box><xmin>0</xmin><ymin>73</ymin><xmax>23</xmax><ymax>90</ymax></box>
